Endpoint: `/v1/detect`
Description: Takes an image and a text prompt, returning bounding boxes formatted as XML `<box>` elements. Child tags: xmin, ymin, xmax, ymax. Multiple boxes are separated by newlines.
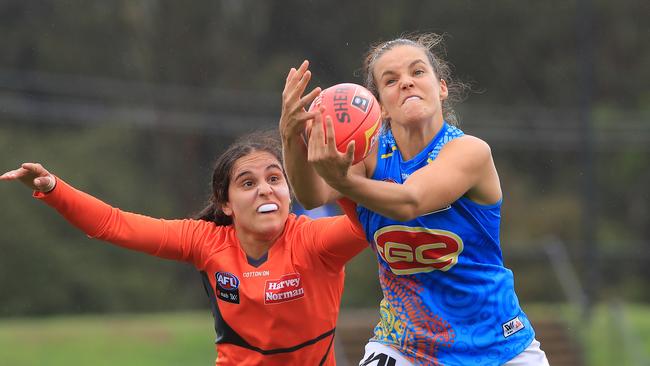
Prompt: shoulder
<box><xmin>440</xmin><ymin>134</ymin><xmax>492</xmax><ymax>162</ymax></box>
<box><xmin>190</xmin><ymin>218</ymin><xmax>230</xmax><ymax>231</ymax></box>
<box><xmin>446</xmin><ymin>134</ymin><xmax>491</xmax><ymax>150</ymax></box>
<box><xmin>190</xmin><ymin>219</ymin><xmax>238</xmax><ymax>247</ymax></box>
<box><xmin>287</xmin><ymin>214</ymin><xmax>356</xmax><ymax>239</ymax></box>
<box><xmin>282</xmin><ymin>214</ymin><xmax>311</xmax><ymax>235</ymax></box>
<box><xmin>287</xmin><ymin>213</ymin><xmax>338</xmax><ymax>231</ymax></box>
<box><xmin>287</xmin><ymin>213</ymin><xmax>311</xmax><ymax>225</ymax></box>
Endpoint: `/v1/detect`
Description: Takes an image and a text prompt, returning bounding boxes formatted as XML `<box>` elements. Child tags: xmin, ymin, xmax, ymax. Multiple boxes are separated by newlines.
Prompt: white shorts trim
<box><xmin>360</xmin><ymin>339</ymin><xmax>549</xmax><ymax>366</ymax></box>
<box><xmin>504</xmin><ymin>339</ymin><xmax>550</xmax><ymax>366</ymax></box>
<box><xmin>359</xmin><ymin>342</ymin><xmax>414</xmax><ymax>366</ymax></box>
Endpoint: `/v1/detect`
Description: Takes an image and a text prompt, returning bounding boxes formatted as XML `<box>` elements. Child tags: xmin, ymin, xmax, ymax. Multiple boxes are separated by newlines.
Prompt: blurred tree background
<box><xmin>0</xmin><ymin>0</ymin><xmax>648</xmax><ymax>318</ymax></box>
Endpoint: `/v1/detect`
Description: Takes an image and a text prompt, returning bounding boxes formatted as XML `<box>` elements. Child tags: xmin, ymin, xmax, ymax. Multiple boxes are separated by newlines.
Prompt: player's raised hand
<box><xmin>0</xmin><ymin>163</ymin><xmax>56</xmax><ymax>192</ymax></box>
<box><xmin>279</xmin><ymin>60</ymin><xmax>322</xmax><ymax>141</ymax></box>
<box><xmin>307</xmin><ymin>110</ymin><xmax>355</xmax><ymax>185</ymax></box>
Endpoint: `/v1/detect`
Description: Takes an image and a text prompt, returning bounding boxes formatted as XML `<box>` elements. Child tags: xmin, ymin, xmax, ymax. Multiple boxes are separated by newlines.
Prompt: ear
<box><xmin>380</xmin><ymin>103</ymin><xmax>390</xmax><ymax>120</ymax></box>
<box><xmin>439</xmin><ymin>79</ymin><xmax>449</xmax><ymax>101</ymax></box>
<box><xmin>221</xmin><ymin>202</ymin><xmax>233</xmax><ymax>216</ymax></box>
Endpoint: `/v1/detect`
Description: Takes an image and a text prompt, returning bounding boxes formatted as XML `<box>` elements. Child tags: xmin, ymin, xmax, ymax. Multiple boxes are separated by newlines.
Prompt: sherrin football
<box><xmin>308</xmin><ymin>83</ymin><xmax>381</xmax><ymax>164</ymax></box>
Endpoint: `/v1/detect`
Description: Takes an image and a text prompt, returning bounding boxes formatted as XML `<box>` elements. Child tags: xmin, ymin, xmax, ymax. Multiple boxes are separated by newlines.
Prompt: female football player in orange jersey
<box><xmin>1</xmin><ymin>131</ymin><xmax>368</xmax><ymax>366</ymax></box>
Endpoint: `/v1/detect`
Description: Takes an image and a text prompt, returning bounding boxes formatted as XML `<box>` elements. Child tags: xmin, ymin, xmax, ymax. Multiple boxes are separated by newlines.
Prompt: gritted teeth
<box><xmin>257</xmin><ymin>203</ymin><xmax>279</xmax><ymax>213</ymax></box>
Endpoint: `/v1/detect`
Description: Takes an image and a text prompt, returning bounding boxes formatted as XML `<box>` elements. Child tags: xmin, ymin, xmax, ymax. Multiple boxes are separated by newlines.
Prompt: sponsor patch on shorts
<box><xmin>502</xmin><ymin>316</ymin><xmax>525</xmax><ymax>338</ymax></box>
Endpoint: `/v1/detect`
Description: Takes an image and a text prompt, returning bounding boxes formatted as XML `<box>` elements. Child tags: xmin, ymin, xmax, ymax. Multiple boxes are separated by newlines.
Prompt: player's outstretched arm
<box><xmin>0</xmin><ymin>162</ymin><xmax>56</xmax><ymax>193</ymax></box>
<box><xmin>279</xmin><ymin>60</ymin><xmax>342</xmax><ymax>208</ymax></box>
<box><xmin>310</xmin><ymin>121</ymin><xmax>498</xmax><ymax>221</ymax></box>
<box><xmin>2</xmin><ymin>162</ymin><xmax>207</xmax><ymax>261</ymax></box>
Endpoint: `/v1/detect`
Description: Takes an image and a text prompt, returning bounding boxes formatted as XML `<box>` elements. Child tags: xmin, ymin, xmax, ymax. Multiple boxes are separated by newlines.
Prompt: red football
<box><xmin>308</xmin><ymin>83</ymin><xmax>381</xmax><ymax>164</ymax></box>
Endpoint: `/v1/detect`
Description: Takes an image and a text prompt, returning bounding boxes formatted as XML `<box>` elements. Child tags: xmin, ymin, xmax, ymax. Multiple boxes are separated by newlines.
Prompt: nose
<box><xmin>258</xmin><ymin>181</ymin><xmax>273</xmax><ymax>196</ymax></box>
<box><xmin>400</xmin><ymin>76</ymin><xmax>414</xmax><ymax>90</ymax></box>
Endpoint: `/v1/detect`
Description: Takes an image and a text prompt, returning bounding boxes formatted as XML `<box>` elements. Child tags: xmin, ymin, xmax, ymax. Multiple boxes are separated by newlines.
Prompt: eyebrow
<box><xmin>380</xmin><ymin>59</ymin><xmax>428</xmax><ymax>79</ymax></box>
<box><xmin>233</xmin><ymin>163</ymin><xmax>283</xmax><ymax>182</ymax></box>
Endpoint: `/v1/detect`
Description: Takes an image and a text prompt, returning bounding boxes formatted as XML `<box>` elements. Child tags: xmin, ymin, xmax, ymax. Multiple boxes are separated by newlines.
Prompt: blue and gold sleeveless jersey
<box><xmin>357</xmin><ymin>123</ymin><xmax>534</xmax><ymax>366</ymax></box>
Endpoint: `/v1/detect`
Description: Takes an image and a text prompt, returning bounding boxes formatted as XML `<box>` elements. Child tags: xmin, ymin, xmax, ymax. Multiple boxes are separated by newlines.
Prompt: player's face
<box><xmin>373</xmin><ymin>45</ymin><xmax>448</xmax><ymax>128</ymax></box>
<box><xmin>222</xmin><ymin>151</ymin><xmax>290</xmax><ymax>241</ymax></box>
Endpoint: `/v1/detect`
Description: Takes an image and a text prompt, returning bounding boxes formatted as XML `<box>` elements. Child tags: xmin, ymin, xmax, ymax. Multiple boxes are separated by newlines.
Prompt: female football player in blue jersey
<box><xmin>280</xmin><ymin>34</ymin><xmax>550</xmax><ymax>365</ymax></box>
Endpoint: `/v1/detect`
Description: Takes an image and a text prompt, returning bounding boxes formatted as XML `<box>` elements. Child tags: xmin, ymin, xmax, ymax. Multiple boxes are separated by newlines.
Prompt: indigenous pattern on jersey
<box><xmin>356</xmin><ymin>123</ymin><xmax>535</xmax><ymax>366</ymax></box>
<box><xmin>37</xmin><ymin>180</ymin><xmax>368</xmax><ymax>366</ymax></box>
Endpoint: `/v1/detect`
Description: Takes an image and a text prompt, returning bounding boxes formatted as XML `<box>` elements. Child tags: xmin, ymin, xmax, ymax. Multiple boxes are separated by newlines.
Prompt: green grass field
<box><xmin>1</xmin><ymin>304</ymin><xmax>649</xmax><ymax>366</ymax></box>
<box><xmin>0</xmin><ymin>311</ymin><xmax>216</xmax><ymax>366</ymax></box>
<box><xmin>582</xmin><ymin>304</ymin><xmax>650</xmax><ymax>366</ymax></box>
<box><xmin>526</xmin><ymin>302</ymin><xmax>650</xmax><ymax>366</ymax></box>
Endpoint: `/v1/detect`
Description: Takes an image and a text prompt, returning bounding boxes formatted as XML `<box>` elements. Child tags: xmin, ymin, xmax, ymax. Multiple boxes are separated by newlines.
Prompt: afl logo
<box><xmin>215</xmin><ymin>271</ymin><xmax>240</xmax><ymax>304</ymax></box>
<box><xmin>374</xmin><ymin>226</ymin><xmax>464</xmax><ymax>275</ymax></box>
<box><xmin>216</xmin><ymin>272</ymin><xmax>239</xmax><ymax>290</ymax></box>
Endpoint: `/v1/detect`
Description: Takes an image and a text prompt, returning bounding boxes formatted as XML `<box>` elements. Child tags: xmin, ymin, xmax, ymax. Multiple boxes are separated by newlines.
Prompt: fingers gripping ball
<box><xmin>308</xmin><ymin>83</ymin><xmax>381</xmax><ymax>164</ymax></box>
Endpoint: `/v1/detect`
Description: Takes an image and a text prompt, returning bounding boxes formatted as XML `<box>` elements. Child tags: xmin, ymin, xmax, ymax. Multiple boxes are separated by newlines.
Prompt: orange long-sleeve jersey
<box><xmin>36</xmin><ymin>178</ymin><xmax>368</xmax><ymax>365</ymax></box>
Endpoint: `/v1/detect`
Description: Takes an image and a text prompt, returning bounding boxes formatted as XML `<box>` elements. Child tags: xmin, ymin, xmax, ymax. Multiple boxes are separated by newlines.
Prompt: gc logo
<box><xmin>374</xmin><ymin>225</ymin><xmax>464</xmax><ymax>275</ymax></box>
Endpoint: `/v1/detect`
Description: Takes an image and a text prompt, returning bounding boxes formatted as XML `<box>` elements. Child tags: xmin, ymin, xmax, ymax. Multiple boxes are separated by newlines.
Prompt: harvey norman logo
<box><xmin>264</xmin><ymin>273</ymin><xmax>304</xmax><ymax>304</ymax></box>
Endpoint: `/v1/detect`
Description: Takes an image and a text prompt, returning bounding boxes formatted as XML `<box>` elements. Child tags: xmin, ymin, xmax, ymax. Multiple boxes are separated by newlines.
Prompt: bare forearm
<box><xmin>283</xmin><ymin>135</ymin><xmax>339</xmax><ymax>208</ymax></box>
<box><xmin>331</xmin><ymin>174</ymin><xmax>422</xmax><ymax>221</ymax></box>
